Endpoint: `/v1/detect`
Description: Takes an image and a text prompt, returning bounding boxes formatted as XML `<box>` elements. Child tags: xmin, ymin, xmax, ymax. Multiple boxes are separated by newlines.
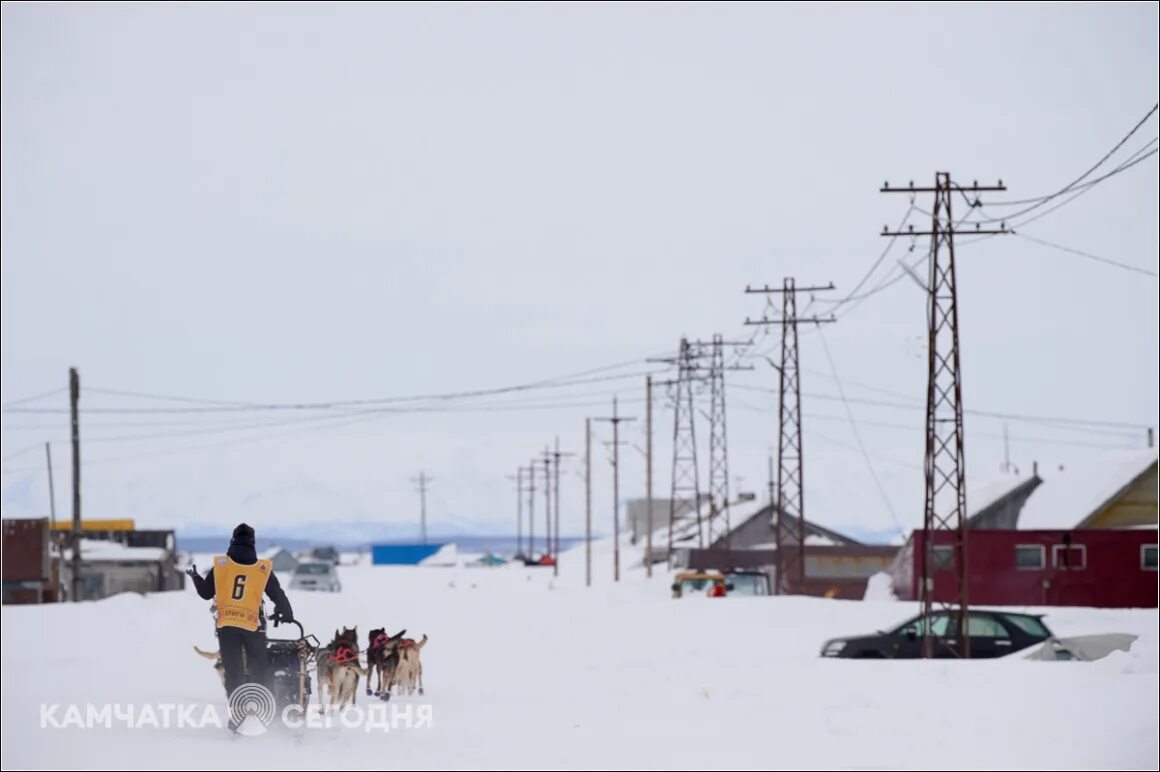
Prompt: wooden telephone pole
<box><xmin>595</xmin><ymin>396</ymin><xmax>636</xmax><ymax>582</ymax></box>
<box><xmin>45</xmin><ymin>442</ymin><xmax>57</xmax><ymax>527</ymax></box>
<box><xmin>645</xmin><ymin>375</ymin><xmax>654</xmax><ymax>578</ymax></box>
<box><xmin>544</xmin><ymin>437</ymin><xmax>574</xmax><ymax>577</ymax></box>
<box><xmin>69</xmin><ymin>367</ymin><xmax>81</xmax><ymax>603</ymax></box>
<box><xmin>411</xmin><ymin>472</ymin><xmax>432</xmax><ymax>544</ymax></box>
<box><xmin>585</xmin><ymin>418</ymin><xmax>592</xmax><ymax>587</ymax></box>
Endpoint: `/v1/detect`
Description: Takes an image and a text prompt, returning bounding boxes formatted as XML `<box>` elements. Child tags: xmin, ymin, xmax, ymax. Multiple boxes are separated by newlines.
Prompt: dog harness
<box><xmin>333</xmin><ymin>645</ymin><xmax>358</xmax><ymax>665</ymax></box>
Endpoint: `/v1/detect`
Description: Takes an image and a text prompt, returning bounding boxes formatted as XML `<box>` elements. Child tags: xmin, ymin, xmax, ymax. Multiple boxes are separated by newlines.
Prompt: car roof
<box><xmin>916</xmin><ymin>606</ymin><xmax>1045</xmax><ymax>616</ymax></box>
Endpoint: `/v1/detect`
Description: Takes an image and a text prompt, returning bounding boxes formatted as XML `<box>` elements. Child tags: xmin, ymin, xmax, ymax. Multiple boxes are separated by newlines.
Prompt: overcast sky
<box><xmin>2</xmin><ymin>2</ymin><xmax>1157</xmax><ymax>543</ymax></box>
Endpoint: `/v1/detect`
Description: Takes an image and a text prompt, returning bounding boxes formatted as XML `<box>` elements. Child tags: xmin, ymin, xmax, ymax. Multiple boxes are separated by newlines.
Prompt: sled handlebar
<box><xmin>274</xmin><ymin>618</ymin><xmax>305</xmax><ymax>639</ymax></box>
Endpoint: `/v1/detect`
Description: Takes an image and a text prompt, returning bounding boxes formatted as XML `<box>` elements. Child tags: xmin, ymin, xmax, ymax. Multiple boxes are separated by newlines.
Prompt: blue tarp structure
<box><xmin>371</xmin><ymin>543</ymin><xmax>448</xmax><ymax>565</ymax></box>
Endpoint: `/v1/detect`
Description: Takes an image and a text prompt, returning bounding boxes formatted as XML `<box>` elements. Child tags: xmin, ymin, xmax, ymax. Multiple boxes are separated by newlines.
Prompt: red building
<box><xmin>889</xmin><ymin>528</ymin><xmax>1158</xmax><ymax>608</ymax></box>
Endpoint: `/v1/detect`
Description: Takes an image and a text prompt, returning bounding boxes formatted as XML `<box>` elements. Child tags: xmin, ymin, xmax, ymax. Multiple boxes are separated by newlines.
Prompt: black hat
<box><xmin>231</xmin><ymin>523</ymin><xmax>255</xmax><ymax>546</ymax></box>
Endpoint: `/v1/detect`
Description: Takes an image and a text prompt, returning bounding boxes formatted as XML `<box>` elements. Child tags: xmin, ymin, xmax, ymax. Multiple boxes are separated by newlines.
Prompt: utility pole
<box><xmin>699</xmin><ymin>333</ymin><xmax>753</xmax><ymax>552</ymax></box>
<box><xmin>541</xmin><ymin>452</ymin><xmax>552</xmax><ymax>565</ymax></box>
<box><xmin>745</xmin><ymin>279</ymin><xmax>835</xmax><ymax>595</ymax></box>
<box><xmin>595</xmin><ymin>396</ymin><xmax>636</xmax><ymax>582</ymax></box>
<box><xmin>585</xmin><ymin>418</ymin><xmax>592</xmax><ymax>587</ymax></box>
<box><xmin>545</xmin><ymin>436</ymin><xmax>574</xmax><ymax>577</ymax></box>
<box><xmin>527</xmin><ymin>457</ymin><xmax>536</xmax><ymax>560</ymax></box>
<box><xmin>506</xmin><ymin>468</ymin><xmax>525</xmax><ymax>558</ymax></box>
<box><xmin>882</xmin><ymin>174</ymin><xmax>1009</xmax><ymax>659</ymax></box>
<box><xmin>1148</xmin><ymin>428</ymin><xmax>1154</xmax><ymax>449</ymax></box>
<box><xmin>1002</xmin><ymin>424</ymin><xmax>1012</xmax><ymax>474</ymax></box>
<box><xmin>645</xmin><ymin>375</ymin><xmax>654</xmax><ymax>578</ymax></box>
<box><xmin>69</xmin><ymin>367</ymin><xmax>81</xmax><ymax>603</ymax></box>
<box><xmin>45</xmin><ymin>442</ymin><xmax>57</xmax><ymax>528</ymax></box>
<box><xmin>661</xmin><ymin>338</ymin><xmax>703</xmax><ymax>566</ymax></box>
<box><xmin>411</xmin><ymin>472</ymin><xmax>432</xmax><ymax>544</ymax></box>
<box><xmin>767</xmin><ymin>449</ymin><xmax>775</xmax><ymax>504</ymax></box>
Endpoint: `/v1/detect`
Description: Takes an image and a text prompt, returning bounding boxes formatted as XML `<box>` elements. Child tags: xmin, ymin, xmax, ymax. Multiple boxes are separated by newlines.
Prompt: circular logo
<box><xmin>227</xmin><ymin>683</ymin><xmax>276</xmax><ymax>736</ymax></box>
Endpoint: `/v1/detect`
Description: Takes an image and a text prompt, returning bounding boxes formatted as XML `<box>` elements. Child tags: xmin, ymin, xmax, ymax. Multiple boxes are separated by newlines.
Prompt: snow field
<box><xmin>1</xmin><ymin>536</ymin><xmax>1156</xmax><ymax>770</ymax></box>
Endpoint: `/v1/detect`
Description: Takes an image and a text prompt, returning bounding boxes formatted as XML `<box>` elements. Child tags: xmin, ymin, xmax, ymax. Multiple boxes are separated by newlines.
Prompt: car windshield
<box><xmin>727</xmin><ymin>574</ymin><xmax>767</xmax><ymax>596</ymax></box>
<box><xmin>680</xmin><ymin>578</ymin><xmax>717</xmax><ymax>593</ymax></box>
<box><xmin>999</xmin><ymin>613</ymin><xmax>1050</xmax><ymax>637</ymax></box>
<box><xmin>296</xmin><ymin>563</ymin><xmax>330</xmax><ymax>575</ymax></box>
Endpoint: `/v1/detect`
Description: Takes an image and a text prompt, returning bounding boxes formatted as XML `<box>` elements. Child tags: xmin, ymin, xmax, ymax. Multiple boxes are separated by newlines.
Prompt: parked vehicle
<box><xmin>723</xmin><ymin>569</ymin><xmax>771</xmax><ymax>597</ymax></box>
<box><xmin>288</xmin><ymin>560</ymin><xmax>342</xmax><ymax>593</ymax></box>
<box><xmin>671</xmin><ymin>571</ymin><xmax>726</xmax><ymax>598</ymax></box>
<box><xmin>819</xmin><ymin>607</ymin><xmax>1054</xmax><ymax>659</ymax></box>
<box><xmin>309</xmin><ymin>546</ymin><xmax>340</xmax><ymax>565</ymax></box>
<box><xmin>670</xmin><ymin>569</ymin><xmax>770</xmax><ymax>598</ymax></box>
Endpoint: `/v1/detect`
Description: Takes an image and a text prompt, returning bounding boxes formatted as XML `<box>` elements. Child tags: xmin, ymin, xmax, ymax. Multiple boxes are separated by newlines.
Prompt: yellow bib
<box><xmin>212</xmin><ymin>556</ymin><xmax>273</xmax><ymax>631</ymax></box>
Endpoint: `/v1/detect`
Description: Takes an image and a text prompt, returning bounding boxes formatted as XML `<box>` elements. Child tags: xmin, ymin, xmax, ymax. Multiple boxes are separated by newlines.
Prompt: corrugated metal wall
<box><xmin>2</xmin><ymin>518</ymin><xmax>50</xmax><ymax>582</ymax></box>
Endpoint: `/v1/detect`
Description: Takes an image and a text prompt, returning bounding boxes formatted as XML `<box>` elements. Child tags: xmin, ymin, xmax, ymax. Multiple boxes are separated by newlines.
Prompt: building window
<box><xmin>1052</xmin><ymin>544</ymin><xmax>1086</xmax><ymax>570</ymax></box>
<box><xmin>1142</xmin><ymin>544</ymin><xmax>1158</xmax><ymax>571</ymax></box>
<box><xmin>931</xmin><ymin>545</ymin><xmax>954</xmax><ymax>570</ymax></box>
<box><xmin>1015</xmin><ymin>545</ymin><xmax>1045</xmax><ymax>570</ymax></box>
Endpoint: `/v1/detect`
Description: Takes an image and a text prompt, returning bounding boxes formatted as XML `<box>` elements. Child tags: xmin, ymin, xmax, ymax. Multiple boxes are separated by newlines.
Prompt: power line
<box><xmin>729</xmin><ymin>381</ymin><xmax>1150</xmax><ymax>432</ymax></box>
<box><xmin>807</xmin><ymin>429</ymin><xmax>922</xmax><ymax>471</ymax></box>
<box><xmin>2</xmin><ymin>386</ymin><xmax>656</xmax><ymax>432</ymax></box>
<box><xmin>728</xmin><ymin>397</ymin><xmax>1144</xmax><ymax>449</ymax></box>
<box><xmin>83</xmin><ymin>387</ymin><xmax>262</xmax><ymax>407</ymax></box>
<box><xmin>1</xmin><ymin>387</ymin><xmax>67</xmax><ymax>409</ymax></box>
<box><xmin>1</xmin><ymin>369</ymin><xmax>668</xmax><ymax>415</ymax></box>
<box><xmin>979</xmin><ymin>145</ymin><xmax>1159</xmax><ymax>231</ymax></box>
<box><xmin>812</xmin><ymin>206</ymin><xmax>978</xmax><ymax>323</ymax></box>
<box><xmin>813</xmin><ymin>205</ymin><xmax>918</xmax><ymax>315</ymax></box>
<box><xmin>0</xmin><ymin>443</ymin><xmax>44</xmax><ymax>463</ymax></box>
<box><xmin>1013</xmin><ymin>231</ymin><xmax>1158</xmax><ymax>279</ymax></box>
<box><xmin>816</xmin><ymin>327</ymin><xmax>905</xmax><ymax>538</ymax></box>
<box><xmin>981</xmin><ymin>137</ymin><xmax>1158</xmax><ymax>208</ymax></box>
<box><xmin>969</xmin><ymin>102</ymin><xmax>1157</xmax><ymax>220</ymax></box>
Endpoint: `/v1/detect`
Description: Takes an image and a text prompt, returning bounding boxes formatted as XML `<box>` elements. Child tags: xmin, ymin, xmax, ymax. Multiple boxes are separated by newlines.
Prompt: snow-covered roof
<box><xmin>670</xmin><ymin>496</ymin><xmax>769</xmax><ymax>545</ymax></box>
<box><xmin>966</xmin><ymin>471</ymin><xmax>1039</xmax><ymax>517</ymax></box>
<box><xmin>745</xmin><ymin>534</ymin><xmax>848</xmax><ymax>548</ymax></box>
<box><xmin>69</xmin><ymin>538</ymin><xmax>168</xmax><ymax>563</ymax></box>
<box><xmin>1017</xmin><ymin>449</ymin><xmax>1159</xmax><ymax>530</ymax></box>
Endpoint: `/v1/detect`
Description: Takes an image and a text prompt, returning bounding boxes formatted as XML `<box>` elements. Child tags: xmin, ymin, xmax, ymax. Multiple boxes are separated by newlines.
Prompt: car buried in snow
<box><xmin>819</xmin><ymin>607</ymin><xmax>1054</xmax><ymax>659</ymax></box>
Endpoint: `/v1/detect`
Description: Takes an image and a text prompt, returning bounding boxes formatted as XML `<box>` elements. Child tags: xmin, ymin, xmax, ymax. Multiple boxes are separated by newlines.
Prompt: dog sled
<box><xmin>261</xmin><ymin>618</ymin><xmax>320</xmax><ymax>712</ymax></box>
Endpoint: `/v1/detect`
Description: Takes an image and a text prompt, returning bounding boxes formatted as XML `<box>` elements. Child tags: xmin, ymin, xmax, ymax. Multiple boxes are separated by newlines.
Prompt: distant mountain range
<box><xmin>176</xmin><ymin>519</ymin><xmax>599</xmax><ymax>554</ymax></box>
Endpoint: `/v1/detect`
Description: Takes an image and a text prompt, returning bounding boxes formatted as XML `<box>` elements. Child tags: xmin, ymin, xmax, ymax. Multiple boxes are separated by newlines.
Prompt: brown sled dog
<box><xmin>390</xmin><ymin>634</ymin><xmax>428</xmax><ymax>696</ymax></box>
<box><xmin>193</xmin><ymin>645</ymin><xmax>226</xmax><ymax>689</ymax></box>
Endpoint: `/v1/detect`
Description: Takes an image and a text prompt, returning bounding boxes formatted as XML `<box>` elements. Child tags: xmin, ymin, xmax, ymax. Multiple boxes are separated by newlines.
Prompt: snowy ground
<box><xmin>2</xmin><ymin>536</ymin><xmax>1157</xmax><ymax>770</ymax></box>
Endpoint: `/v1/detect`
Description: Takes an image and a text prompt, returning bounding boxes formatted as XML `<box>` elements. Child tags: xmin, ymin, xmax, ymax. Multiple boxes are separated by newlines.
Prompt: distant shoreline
<box><xmin>176</xmin><ymin>534</ymin><xmax>599</xmax><ymax>554</ymax></box>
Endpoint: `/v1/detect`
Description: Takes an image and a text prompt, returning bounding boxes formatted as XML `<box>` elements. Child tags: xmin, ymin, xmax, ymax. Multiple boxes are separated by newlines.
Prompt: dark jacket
<box><xmin>192</xmin><ymin>540</ymin><xmax>294</xmax><ymax>622</ymax></box>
